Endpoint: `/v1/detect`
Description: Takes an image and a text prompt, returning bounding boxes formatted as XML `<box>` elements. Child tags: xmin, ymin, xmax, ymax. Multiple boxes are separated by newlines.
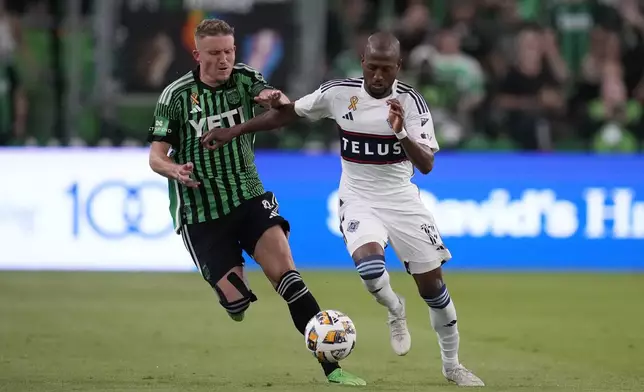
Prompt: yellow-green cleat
<box><xmin>327</xmin><ymin>369</ymin><xmax>367</xmax><ymax>386</ymax></box>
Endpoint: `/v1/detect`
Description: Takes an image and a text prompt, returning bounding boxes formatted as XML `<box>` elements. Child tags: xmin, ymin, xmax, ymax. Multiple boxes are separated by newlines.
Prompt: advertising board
<box><xmin>1</xmin><ymin>149</ymin><xmax>642</xmax><ymax>271</ymax></box>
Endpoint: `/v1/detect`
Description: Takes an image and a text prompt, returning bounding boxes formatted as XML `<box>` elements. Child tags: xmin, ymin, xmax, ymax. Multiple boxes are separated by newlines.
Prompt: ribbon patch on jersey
<box><xmin>348</xmin><ymin>96</ymin><xmax>359</xmax><ymax>111</ymax></box>
<box><xmin>190</xmin><ymin>93</ymin><xmax>202</xmax><ymax>114</ymax></box>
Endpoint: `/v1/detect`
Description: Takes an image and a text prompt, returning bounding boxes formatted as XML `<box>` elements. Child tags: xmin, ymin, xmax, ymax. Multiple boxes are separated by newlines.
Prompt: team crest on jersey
<box><xmin>225</xmin><ymin>89</ymin><xmax>241</xmax><ymax>105</ymax></box>
<box><xmin>347</xmin><ymin>96</ymin><xmax>359</xmax><ymax>111</ymax></box>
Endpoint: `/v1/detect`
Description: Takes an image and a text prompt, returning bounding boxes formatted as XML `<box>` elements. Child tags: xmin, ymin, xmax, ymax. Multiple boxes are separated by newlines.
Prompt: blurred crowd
<box><xmin>316</xmin><ymin>0</ymin><xmax>644</xmax><ymax>152</ymax></box>
<box><xmin>1</xmin><ymin>0</ymin><xmax>644</xmax><ymax>153</ymax></box>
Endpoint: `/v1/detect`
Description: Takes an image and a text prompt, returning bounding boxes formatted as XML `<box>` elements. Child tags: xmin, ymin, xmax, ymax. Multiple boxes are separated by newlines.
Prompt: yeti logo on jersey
<box><xmin>189</xmin><ymin>107</ymin><xmax>246</xmax><ymax>137</ymax></box>
<box><xmin>339</xmin><ymin>128</ymin><xmax>406</xmax><ymax>164</ymax></box>
<box><xmin>347</xmin><ymin>220</ymin><xmax>360</xmax><ymax>233</ymax></box>
<box><xmin>421</xmin><ymin>223</ymin><xmax>440</xmax><ymax>246</ymax></box>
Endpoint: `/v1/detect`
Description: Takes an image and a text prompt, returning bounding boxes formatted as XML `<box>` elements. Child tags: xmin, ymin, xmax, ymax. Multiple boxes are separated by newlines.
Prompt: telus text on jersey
<box><xmin>341</xmin><ymin>138</ymin><xmax>403</xmax><ymax>156</ymax></box>
<box><xmin>339</xmin><ymin>129</ymin><xmax>406</xmax><ymax>164</ymax></box>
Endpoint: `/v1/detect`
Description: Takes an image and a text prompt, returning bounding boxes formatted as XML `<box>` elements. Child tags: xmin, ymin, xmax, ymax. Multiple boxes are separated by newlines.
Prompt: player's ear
<box><xmin>192</xmin><ymin>49</ymin><xmax>200</xmax><ymax>63</ymax></box>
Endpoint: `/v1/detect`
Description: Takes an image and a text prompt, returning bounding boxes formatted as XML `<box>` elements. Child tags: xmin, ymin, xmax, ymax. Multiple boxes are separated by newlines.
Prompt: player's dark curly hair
<box><xmin>195</xmin><ymin>19</ymin><xmax>235</xmax><ymax>38</ymax></box>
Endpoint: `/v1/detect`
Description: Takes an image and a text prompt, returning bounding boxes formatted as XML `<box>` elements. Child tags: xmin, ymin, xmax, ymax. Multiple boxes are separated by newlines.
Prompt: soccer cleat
<box><xmin>327</xmin><ymin>369</ymin><xmax>367</xmax><ymax>386</ymax></box>
<box><xmin>228</xmin><ymin>311</ymin><xmax>245</xmax><ymax>322</ymax></box>
<box><xmin>388</xmin><ymin>295</ymin><xmax>411</xmax><ymax>356</ymax></box>
<box><xmin>442</xmin><ymin>364</ymin><xmax>485</xmax><ymax>387</ymax></box>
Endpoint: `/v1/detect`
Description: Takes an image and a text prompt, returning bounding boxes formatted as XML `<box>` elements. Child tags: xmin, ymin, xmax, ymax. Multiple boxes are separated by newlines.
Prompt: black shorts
<box><xmin>180</xmin><ymin>191</ymin><xmax>290</xmax><ymax>285</ymax></box>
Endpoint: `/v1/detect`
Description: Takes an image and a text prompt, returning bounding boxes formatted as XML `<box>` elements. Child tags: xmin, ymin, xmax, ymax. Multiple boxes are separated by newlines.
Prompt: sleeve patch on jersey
<box><xmin>420</xmin><ymin>118</ymin><xmax>429</xmax><ymax>127</ymax></box>
<box><xmin>151</xmin><ymin>118</ymin><xmax>170</xmax><ymax>136</ymax></box>
<box><xmin>147</xmin><ymin>117</ymin><xmax>180</xmax><ymax>145</ymax></box>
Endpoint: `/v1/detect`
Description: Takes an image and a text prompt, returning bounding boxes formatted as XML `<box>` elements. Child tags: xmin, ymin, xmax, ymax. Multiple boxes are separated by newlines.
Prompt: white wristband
<box><xmin>395</xmin><ymin>129</ymin><xmax>408</xmax><ymax>140</ymax></box>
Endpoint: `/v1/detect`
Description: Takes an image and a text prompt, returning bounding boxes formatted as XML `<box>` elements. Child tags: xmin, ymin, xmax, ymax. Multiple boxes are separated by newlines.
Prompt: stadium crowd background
<box><xmin>1</xmin><ymin>0</ymin><xmax>643</xmax><ymax>153</ymax></box>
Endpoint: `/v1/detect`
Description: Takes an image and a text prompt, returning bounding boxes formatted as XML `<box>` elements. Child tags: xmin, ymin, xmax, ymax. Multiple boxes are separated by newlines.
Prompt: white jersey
<box><xmin>293</xmin><ymin>78</ymin><xmax>439</xmax><ymax>202</ymax></box>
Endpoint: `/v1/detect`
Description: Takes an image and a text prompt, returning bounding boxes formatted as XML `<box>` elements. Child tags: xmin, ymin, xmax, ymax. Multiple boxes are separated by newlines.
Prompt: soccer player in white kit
<box><xmin>201</xmin><ymin>32</ymin><xmax>484</xmax><ymax>387</ymax></box>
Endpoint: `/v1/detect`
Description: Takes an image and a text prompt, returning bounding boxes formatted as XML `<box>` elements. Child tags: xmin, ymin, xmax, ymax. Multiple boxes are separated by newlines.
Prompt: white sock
<box><xmin>424</xmin><ymin>284</ymin><xmax>460</xmax><ymax>369</ymax></box>
<box><xmin>356</xmin><ymin>255</ymin><xmax>401</xmax><ymax>313</ymax></box>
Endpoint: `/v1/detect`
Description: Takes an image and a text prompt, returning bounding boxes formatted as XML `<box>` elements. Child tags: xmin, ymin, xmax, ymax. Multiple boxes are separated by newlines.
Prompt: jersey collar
<box><xmin>360</xmin><ymin>78</ymin><xmax>399</xmax><ymax>99</ymax></box>
<box><xmin>193</xmin><ymin>66</ymin><xmax>233</xmax><ymax>92</ymax></box>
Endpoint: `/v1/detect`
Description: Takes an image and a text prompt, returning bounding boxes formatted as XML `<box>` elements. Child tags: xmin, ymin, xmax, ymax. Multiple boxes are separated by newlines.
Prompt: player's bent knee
<box><xmin>421</xmin><ymin>284</ymin><xmax>452</xmax><ymax>311</ymax></box>
<box><xmin>407</xmin><ymin>259</ymin><xmax>443</xmax><ymax>276</ymax></box>
<box><xmin>214</xmin><ymin>269</ymin><xmax>257</xmax><ymax>315</ymax></box>
<box><xmin>411</xmin><ymin>265</ymin><xmax>445</xmax><ymax>299</ymax></box>
<box><xmin>276</xmin><ymin>270</ymin><xmax>310</xmax><ymax>304</ymax></box>
<box><xmin>355</xmin><ymin>254</ymin><xmax>390</xmax><ymax>293</ymax></box>
<box><xmin>351</xmin><ymin>241</ymin><xmax>385</xmax><ymax>262</ymax></box>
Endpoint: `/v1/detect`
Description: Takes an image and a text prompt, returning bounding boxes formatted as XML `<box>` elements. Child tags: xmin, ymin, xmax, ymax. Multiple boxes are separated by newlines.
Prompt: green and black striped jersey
<box><xmin>147</xmin><ymin>63</ymin><xmax>271</xmax><ymax>231</ymax></box>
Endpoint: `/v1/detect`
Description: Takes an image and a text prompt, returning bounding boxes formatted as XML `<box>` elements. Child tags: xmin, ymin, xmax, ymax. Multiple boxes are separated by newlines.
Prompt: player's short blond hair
<box><xmin>194</xmin><ymin>19</ymin><xmax>235</xmax><ymax>38</ymax></box>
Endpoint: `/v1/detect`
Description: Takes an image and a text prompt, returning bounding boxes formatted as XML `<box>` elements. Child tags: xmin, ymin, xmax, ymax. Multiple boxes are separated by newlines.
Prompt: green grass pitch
<box><xmin>1</xmin><ymin>271</ymin><xmax>643</xmax><ymax>392</ymax></box>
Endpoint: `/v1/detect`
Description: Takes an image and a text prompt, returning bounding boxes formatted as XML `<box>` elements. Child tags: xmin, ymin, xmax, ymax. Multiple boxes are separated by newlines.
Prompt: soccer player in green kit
<box><xmin>147</xmin><ymin>19</ymin><xmax>365</xmax><ymax>386</ymax></box>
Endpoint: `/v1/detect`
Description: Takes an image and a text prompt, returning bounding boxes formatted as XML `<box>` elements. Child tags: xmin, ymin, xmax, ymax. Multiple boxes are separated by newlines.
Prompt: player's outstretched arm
<box><xmin>201</xmin><ymin>103</ymin><xmax>300</xmax><ymax>150</ymax></box>
<box><xmin>387</xmin><ymin>99</ymin><xmax>435</xmax><ymax>174</ymax></box>
<box><xmin>254</xmin><ymin>89</ymin><xmax>291</xmax><ymax>109</ymax></box>
<box><xmin>149</xmin><ymin>141</ymin><xmax>200</xmax><ymax>188</ymax></box>
<box><xmin>240</xmin><ymin>102</ymin><xmax>300</xmax><ymax>135</ymax></box>
<box><xmin>202</xmin><ymin>85</ymin><xmax>331</xmax><ymax>150</ymax></box>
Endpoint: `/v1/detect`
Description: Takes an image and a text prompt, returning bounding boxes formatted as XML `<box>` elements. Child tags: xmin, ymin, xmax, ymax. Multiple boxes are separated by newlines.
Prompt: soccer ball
<box><xmin>304</xmin><ymin>310</ymin><xmax>357</xmax><ymax>363</ymax></box>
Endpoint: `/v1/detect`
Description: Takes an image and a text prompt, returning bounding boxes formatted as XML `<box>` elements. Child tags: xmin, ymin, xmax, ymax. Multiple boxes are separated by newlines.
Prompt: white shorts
<box><xmin>338</xmin><ymin>194</ymin><xmax>452</xmax><ymax>275</ymax></box>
